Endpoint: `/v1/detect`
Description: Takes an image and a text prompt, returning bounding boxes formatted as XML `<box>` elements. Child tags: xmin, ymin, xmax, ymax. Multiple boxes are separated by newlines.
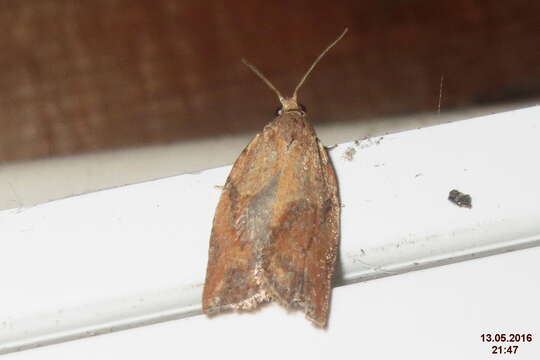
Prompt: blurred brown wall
<box><xmin>1</xmin><ymin>0</ymin><xmax>539</xmax><ymax>162</ymax></box>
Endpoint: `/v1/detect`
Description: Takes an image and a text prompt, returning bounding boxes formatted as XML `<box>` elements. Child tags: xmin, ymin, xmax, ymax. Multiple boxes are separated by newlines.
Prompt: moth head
<box><xmin>242</xmin><ymin>28</ymin><xmax>347</xmax><ymax>117</ymax></box>
<box><xmin>275</xmin><ymin>98</ymin><xmax>307</xmax><ymax>115</ymax></box>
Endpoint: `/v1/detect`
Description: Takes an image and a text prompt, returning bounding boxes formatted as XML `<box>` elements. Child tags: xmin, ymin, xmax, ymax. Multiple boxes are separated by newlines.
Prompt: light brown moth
<box><xmin>202</xmin><ymin>29</ymin><xmax>346</xmax><ymax>327</ymax></box>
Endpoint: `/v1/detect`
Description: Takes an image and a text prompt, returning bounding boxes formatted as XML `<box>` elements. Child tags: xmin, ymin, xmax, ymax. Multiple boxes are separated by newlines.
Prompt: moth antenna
<box><xmin>242</xmin><ymin>58</ymin><xmax>284</xmax><ymax>101</ymax></box>
<box><xmin>293</xmin><ymin>28</ymin><xmax>348</xmax><ymax>100</ymax></box>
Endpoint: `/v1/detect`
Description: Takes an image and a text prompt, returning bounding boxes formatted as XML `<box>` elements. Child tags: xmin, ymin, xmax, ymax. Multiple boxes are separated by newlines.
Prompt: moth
<box><xmin>202</xmin><ymin>29</ymin><xmax>346</xmax><ymax>327</ymax></box>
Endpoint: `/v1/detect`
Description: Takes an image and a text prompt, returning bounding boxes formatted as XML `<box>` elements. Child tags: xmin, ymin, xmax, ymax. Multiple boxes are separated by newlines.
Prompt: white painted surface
<box><xmin>1</xmin><ymin>106</ymin><xmax>540</xmax><ymax>354</ymax></box>
<box><xmin>7</xmin><ymin>246</ymin><xmax>540</xmax><ymax>359</ymax></box>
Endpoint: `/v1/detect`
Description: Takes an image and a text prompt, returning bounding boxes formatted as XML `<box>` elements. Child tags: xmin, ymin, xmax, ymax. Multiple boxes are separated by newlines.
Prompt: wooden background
<box><xmin>1</xmin><ymin>0</ymin><xmax>539</xmax><ymax>162</ymax></box>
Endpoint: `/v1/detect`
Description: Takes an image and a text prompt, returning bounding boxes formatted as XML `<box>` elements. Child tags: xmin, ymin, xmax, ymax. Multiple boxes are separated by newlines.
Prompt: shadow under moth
<box><xmin>202</xmin><ymin>29</ymin><xmax>346</xmax><ymax>327</ymax></box>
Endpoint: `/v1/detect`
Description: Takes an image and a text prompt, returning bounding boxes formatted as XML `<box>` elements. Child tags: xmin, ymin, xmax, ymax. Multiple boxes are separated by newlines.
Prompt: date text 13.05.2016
<box><xmin>481</xmin><ymin>333</ymin><xmax>533</xmax><ymax>355</ymax></box>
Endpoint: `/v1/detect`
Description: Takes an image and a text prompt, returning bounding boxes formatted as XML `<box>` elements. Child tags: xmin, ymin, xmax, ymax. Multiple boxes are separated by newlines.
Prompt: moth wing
<box><xmin>260</xmin><ymin>127</ymin><xmax>340</xmax><ymax>327</ymax></box>
<box><xmin>203</xmin><ymin>114</ymin><xmax>340</xmax><ymax>327</ymax></box>
<box><xmin>202</xmin><ymin>126</ymin><xmax>283</xmax><ymax>314</ymax></box>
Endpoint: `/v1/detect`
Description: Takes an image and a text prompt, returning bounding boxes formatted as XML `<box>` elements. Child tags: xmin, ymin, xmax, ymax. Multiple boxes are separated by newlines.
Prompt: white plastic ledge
<box><xmin>1</xmin><ymin>106</ymin><xmax>540</xmax><ymax>354</ymax></box>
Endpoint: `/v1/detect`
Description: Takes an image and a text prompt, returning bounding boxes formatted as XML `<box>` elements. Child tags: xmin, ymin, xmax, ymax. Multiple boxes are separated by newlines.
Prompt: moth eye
<box><xmin>275</xmin><ymin>107</ymin><xmax>283</xmax><ymax>116</ymax></box>
<box><xmin>300</xmin><ymin>103</ymin><xmax>307</xmax><ymax>113</ymax></box>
